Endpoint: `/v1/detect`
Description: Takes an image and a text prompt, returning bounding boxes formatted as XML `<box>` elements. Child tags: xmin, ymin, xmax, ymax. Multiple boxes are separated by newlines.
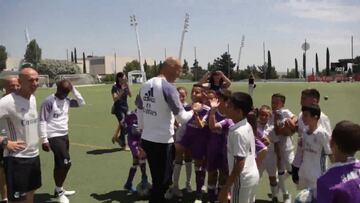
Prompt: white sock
<box><xmin>271</xmin><ymin>184</ymin><xmax>279</xmax><ymax>198</ymax></box>
<box><xmin>56</xmin><ymin>186</ymin><xmax>64</xmax><ymax>193</ymax></box>
<box><xmin>173</xmin><ymin>163</ymin><xmax>182</xmax><ymax>188</ymax></box>
<box><xmin>278</xmin><ymin>173</ymin><xmax>288</xmax><ymax>195</ymax></box>
<box><xmin>185</xmin><ymin>161</ymin><xmax>192</xmax><ymax>185</ymax></box>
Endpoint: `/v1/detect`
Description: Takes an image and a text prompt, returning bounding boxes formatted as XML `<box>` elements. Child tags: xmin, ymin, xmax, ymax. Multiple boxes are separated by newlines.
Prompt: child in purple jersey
<box><xmin>165</xmin><ymin>87</ymin><xmax>193</xmax><ymax>199</ymax></box>
<box><xmin>330</xmin><ymin>177</ymin><xmax>360</xmax><ymax>203</ymax></box>
<box><xmin>178</xmin><ymin>84</ymin><xmax>210</xmax><ymax>201</ymax></box>
<box><xmin>317</xmin><ymin>120</ymin><xmax>360</xmax><ymax>203</ymax></box>
<box><xmin>207</xmin><ymin>89</ymin><xmax>233</xmax><ymax>203</ymax></box>
<box><xmin>117</xmin><ymin>110</ymin><xmax>149</xmax><ymax>193</ymax></box>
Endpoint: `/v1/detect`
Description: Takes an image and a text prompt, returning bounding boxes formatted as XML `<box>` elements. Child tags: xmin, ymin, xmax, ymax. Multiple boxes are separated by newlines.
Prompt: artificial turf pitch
<box><xmin>30</xmin><ymin>82</ymin><xmax>360</xmax><ymax>203</ymax></box>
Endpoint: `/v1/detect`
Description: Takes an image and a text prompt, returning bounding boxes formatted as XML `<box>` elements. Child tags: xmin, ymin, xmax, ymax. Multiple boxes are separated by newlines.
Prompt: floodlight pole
<box><xmin>179</xmin><ymin>13</ymin><xmax>190</xmax><ymax>64</ymax></box>
<box><xmin>237</xmin><ymin>35</ymin><xmax>245</xmax><ymax>72</ymax></box>
<box><xmin>130</xmin><ymin>15</ymin><xmax>146</xmax><ymax>82</ymax></box>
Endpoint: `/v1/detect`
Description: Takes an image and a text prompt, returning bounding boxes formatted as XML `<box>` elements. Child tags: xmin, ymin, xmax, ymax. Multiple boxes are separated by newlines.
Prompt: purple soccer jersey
<box><xmin>255</xmin><ymin>138</ymin><xmax>267</xmax><ymax>155</ymax></box>
<box><xmin>317</xmin><ymin>159</ymin><xmax>360</xmax><ymax>203</ymax></box>
<box><xmin>207</xmin><ymin>112</ymin><xmax>234</xmax><ymax>171</ymax></box>
<box><xmin>330</xmin><ymin>178</ymin><xmax>360</xmax><ymax>203</ymax></box>
<box><xmin>180</xmin><ymin>105</ymin><xmax>210</xmax><ymax>160</ymax></box>
<box><xmin>124</xmin><ymin>112</ymin><xmax>142</xmax><ymax>158</ymax></box>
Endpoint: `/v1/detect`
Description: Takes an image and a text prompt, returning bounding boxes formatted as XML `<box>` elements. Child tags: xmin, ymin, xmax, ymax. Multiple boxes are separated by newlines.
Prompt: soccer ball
<box><xmin>294</xmin><ymin>188</ymin><xmax>315</xmax><ymax>203</ymax></box>
<box><xmin>136</xmin><ymin>181</ymin><xmax>152</xmax><ymax>197</ymax></box>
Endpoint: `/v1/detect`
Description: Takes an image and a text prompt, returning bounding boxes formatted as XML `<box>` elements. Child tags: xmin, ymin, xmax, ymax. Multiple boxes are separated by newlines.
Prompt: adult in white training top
<box><xmin>39</xmin><ymin>80</ymin><xmax>85</xmax><ymax>203</ymax></box>
<box><xmin>135</xmin><ymin>57</ymin><xmax>194</xmax><ymax>203</ymax></box>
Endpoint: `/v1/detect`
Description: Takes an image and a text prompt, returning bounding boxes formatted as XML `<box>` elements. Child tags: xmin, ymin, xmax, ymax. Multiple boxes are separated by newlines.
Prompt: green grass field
<box><xmin>31</xmin><ymin>82</ymin><xmax>360</xmax><ymax>203</ymax></box>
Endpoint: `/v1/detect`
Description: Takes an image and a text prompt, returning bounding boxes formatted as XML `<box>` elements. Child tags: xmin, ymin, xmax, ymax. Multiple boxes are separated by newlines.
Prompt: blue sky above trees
<box><xmin>0</xmin><ymin>0</ymin><xmax>359</xmax><ymax>71</ymax></box>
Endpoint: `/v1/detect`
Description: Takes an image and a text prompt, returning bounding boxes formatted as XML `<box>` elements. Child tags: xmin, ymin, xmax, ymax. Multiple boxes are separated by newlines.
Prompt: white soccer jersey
<box><xmin>227</xmin><ymin>118</ymin><xmax>259</xmax><ymax>188</ymax></box>
<box><xmin>299</xmin><ymin>126</ymin><xmax>332</xmax><ymax>187</ymax></box>
<box><xmin>39</xmin><ymin>87</ymin><xmax>85</xmax><ymax>143</ymax></box>
<box><xmin>298</xmin><ymin>112</ymin><xmax>331</xmax><ymax>137</ymax></box>
<box><xmin>0</xmin><ymin>93</ymin><xmax>39</xmax><ymax>158</ymax></box>
<box><xmin>272</xmin><ymin>108</ymin><xmax>295</xmax><ymax>151</ymax></box>
<box><xmin>136</xmin><ymin>77</ymin><xmax>193</xmax><ymax>144</ymax></box>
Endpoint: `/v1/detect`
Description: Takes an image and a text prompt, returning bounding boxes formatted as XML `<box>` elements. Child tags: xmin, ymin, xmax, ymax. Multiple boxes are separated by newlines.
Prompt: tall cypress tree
<box><xmin>303</xmin><ymin>53</ymin><xmax>306</xmax><ymax>78</ymax></box>
<box><xmin>74</xmin><ymin>48</ymin><xmax>77</xmax><ymax>64</ymax></box>
<box><xmin>267</xmin><ymin>50</ymin><xmax>272</xmax><ymax>79</ymax></box>
<box><xmin>82</xmin><ymin>52</ymin><xmax>86</xmax><ymax>73</ymax></box>
<box><xmin>315</xmin><ymin>53</ymin><xmax>319</xmax><ymax>75</ymax></box>
<box><xmin>295</xmin><ymin>58</ymin><xmax>299</xmax><ymax>78</ymax></box>
<box><xmin>326</xmin><ymin>48</ymin><xmax>330</xmax><ymax>76</ymax></box>
<box><xmin>71</xmin><ymin>51</ymin><xmax>74</xmax><ymax>62</ymax></box>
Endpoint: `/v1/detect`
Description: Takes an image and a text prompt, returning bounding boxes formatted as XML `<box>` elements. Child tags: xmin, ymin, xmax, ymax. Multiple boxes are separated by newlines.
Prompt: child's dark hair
<box><xmin>272</xmin><ymin>93</ymin><xmax>286</xmax><ymax>104</ymax></box>
<box><xmin>115</xmin><ymin>72</ymin><xmax>125</xmax><ymax>87</ymax></box>
<box><xmin>332</xmin><ymin>120</ymin><xmax>360</xmax><ymax>155</ymax></box>
<box><xmin>302</xmin><ymin>88</ymin><xmax>320</xmax><ymax>101</ymax></box>
<box><xmin>217</xmin><ymin>89</ymin><xmax>232</xmax><ymax>101</ymax></box>
<box><xmin>301</xmin><ymin>104</ymin><xmax>321</xmax><ymax>119</ymax></box>
<box><xmin>192</xmin><ymin>83</ymin><xmax>204</xmax><ymax>89</ymax></box>
<box><xmin>230</xmin><ymin>92</ymin><xmax>253</xmax><ymax>116</ymax></box>
<box><xmin>177</xmin><ymin>86</ymin><xmax>188</xmax><ymax>94</ymax></box>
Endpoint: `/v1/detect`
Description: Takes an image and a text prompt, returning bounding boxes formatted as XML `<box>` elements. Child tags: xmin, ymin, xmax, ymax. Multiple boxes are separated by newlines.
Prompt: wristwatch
<box><xmin>1</xmin><ymin>137</ymin><xmax>8</xmax><ymax>147</ymax></box>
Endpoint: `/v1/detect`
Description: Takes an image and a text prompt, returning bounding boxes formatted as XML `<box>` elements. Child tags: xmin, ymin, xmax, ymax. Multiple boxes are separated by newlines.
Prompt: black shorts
<box><xmin>4</xmin><ymin>156</ymin><xmax>42</xmax><ymax>201</ymax></box>
<box><xmin>0</xmin><ymin>148</ymin><xmax>4</xmax><ymax>167</ymax></box>
<box><xmin>48</xmin><ymin>135</ymin><xmax>71</xmax><ymax>169</ymax></box>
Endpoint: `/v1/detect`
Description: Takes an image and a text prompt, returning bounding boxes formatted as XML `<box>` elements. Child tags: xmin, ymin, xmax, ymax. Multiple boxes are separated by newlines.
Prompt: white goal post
<box><xmin>55</xmin><ymin>74</ymin><xmax>96</xmax><ymax>86</ymax></box>
<box><xmin>38</xmin><ymin>75</ymin><xmax>50</xmax><ymax>88</ymax></box>
<box><xmin>128</xmin><ymin>70</ymin><xmax>147</xmax><ymax>85</ymax></box>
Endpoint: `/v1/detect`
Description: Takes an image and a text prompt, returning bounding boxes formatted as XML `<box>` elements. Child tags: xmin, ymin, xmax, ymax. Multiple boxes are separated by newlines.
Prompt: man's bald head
<box><xmin>18</xmin><ymin>68</ymin><xmax>39</xmax><ymax>96</ymax></box>
<box><xmin>4</xmin><ymin>76</ymin><xmax>20</xmax><ymax>95</ymax></box>
<box><xmin>161</xmin><ymin>57</ymin><xmax>182</xmax><ymax>83</ymax></box>
<box><xmin>56</xmin><ymin>80</ymin><xmax>73</xmax><ymax>99</ymax></box>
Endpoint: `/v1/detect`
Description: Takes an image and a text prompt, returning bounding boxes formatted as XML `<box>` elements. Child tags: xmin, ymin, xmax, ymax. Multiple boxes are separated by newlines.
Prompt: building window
<box><xmin>90</xmin><ymin>58</ymin><xmax>105</xmax><ymax>65</ymax></box>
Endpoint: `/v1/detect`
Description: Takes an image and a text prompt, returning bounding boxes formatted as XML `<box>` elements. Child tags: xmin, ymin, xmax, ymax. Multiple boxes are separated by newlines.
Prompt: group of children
<box><xmin>115</xmin><ymin>85</ymin><xmax>360</xmax><ymax>203</ymax></box>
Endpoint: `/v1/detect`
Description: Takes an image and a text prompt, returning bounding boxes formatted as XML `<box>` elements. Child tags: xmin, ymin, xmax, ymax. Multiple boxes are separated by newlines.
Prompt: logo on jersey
<box><xmin>21</xmin><ymin>118</ymin><xmax>38</xmax><ymax>126</ymax></box>
<box><xmin>143</xmin><ymin>88</ymin><xmax>155</xmax><ymax>103</ymax></box>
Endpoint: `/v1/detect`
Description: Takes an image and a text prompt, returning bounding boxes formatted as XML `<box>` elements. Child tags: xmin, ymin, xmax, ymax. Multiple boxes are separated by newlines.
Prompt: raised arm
<box><xmin>208</xmin><ymin>98</ymin><xmax>222</xmax><ymax>131</ymax></box>
<box><xmin>69</xmin><ymin>86</ymin><xmax>86</xmax><ymax>107</ymax></box>
<box><xmin>197</xmin><ymin>71</ymin><xmax>210</xmax><ymax>86</ymax></box>
<box><xmin>219</xmin><ymin>71</ymin><xmax>231</xmax><ymax>88</ymax></box>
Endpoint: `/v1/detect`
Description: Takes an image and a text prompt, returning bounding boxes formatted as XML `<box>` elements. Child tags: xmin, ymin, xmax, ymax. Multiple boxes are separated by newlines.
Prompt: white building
<box><xmin>86</xmin><ymin>55</ymin><xmax>154</xmax><ymax>76</ymax></box>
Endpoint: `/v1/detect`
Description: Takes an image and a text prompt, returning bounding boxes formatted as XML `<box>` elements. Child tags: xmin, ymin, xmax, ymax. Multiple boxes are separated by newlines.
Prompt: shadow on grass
<box><xmin>90</xmin><ymin>189</ymin><xmax>199</xmax><ymax>203</ymax></box>
<box><xmin>34</xmin><ymin>193</ymin><xmax>57</xmax><ymax>203</ymax></box>
<box><xmin>255</xmin><ymin>199</ymin><xmax>272</xmax><ymax>203</ymax></box>
<box><xmin>90</xmin><ymin>190</ymin><xmax>144</xmax><ymax>203</ymax></box>
<box><xmin>86</xmin><ymin>148</ymin><xmax>122</xmax><ymax>155</ymax></box>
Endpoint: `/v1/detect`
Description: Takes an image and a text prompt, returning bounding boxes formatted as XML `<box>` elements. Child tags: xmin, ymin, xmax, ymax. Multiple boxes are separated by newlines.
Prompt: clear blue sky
<box><xmin>1</xmin><ymin>0</ymin><xmax>359</xmax><ymax>72</ymax></box>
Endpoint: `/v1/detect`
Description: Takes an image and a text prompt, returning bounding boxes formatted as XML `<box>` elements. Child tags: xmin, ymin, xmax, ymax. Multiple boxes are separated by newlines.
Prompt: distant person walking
<box><xmin>136</xmin><ymin>57</ymin><xmax>196</xmax><ymax>203</ymax></box>
<box><xmin>248</xmin><ymin>74</ymin><xmax>256</xmax><ymax>97</ymax></box>
<box><xmin>111</xmin><ymin>72</ymin><xmax>131</xmax><ymax>150</ymax></box>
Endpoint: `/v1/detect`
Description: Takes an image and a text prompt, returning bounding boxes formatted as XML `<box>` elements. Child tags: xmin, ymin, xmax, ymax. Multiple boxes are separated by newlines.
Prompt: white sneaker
<box><xmin>54</xmin><ymin>189</ymin><xmax>76</xmax><ymax>197</ymax></box>
<box><xmin>185</xmin><ymin>183</ymin><xmax>193</xmax><ymax>193</ymax></box>
<box><xmin>201</xmin><ymin>185</ymin><xmax>207</xmax><ymax>193</ymax></box>
<box><xmin>58</xmin><ymin>194</ymin><xmax>69</xmax><ymax>203</ymax></box>
<box><xmin>283</xmin><ymin>193</ymin><xmax>291</xmax><ymax>203</ymax></box>
<box><xmin>63</xmin><ymin>190</ymin><xmax>76</xmax><ymax>196</ymax></box>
